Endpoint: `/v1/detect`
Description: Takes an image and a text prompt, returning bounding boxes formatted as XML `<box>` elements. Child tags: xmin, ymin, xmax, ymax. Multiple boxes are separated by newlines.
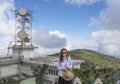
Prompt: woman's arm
<box><xmin>66</xmin><ymin>57</ymin><xmax>72</xmax><ymax>69</ymax></box>
<box><xmin>57</xmin><ymin>61</ymin><xmax>68</xmax><ymax>71</ymax></box>
<box><xmin>57</xmin><ymin>61</ymin><xmax>64</xmax><ymax>70</ymax></box>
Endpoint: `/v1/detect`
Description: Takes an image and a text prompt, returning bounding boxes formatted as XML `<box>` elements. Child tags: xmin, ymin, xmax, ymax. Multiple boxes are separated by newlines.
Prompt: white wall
<box><xmin>0</xmin><ymin>65</ymin><xmax>18</xmax><ymax>77</ymax></box>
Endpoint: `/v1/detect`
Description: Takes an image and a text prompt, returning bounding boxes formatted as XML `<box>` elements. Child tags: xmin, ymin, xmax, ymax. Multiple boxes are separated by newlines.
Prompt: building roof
<box><xmin>9</xmin><ymin>45</ymin><xmax>38</xmax><ymax>49</ymax></box>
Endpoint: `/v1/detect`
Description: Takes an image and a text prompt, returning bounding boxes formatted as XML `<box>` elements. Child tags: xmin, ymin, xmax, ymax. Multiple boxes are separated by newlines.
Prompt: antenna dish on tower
<box><xmin>18</xmin><ymin>7</ymin><xmax>27</xmax><ymax>16</ymax></box>
<box><xmin>17</xmin><ymin>30</ymin><xmax>27</xmax><ymax>39</ymax></box>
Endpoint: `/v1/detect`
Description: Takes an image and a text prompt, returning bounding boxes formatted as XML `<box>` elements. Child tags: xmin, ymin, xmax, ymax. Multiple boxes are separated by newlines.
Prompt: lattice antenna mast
<box><xmin>15</xmin><ymin>4</ymin><xmax>33</xmax><ymax>45</ymax></box>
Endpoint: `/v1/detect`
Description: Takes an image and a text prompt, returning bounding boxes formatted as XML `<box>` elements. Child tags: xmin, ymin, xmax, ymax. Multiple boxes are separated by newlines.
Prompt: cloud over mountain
<box><xmin>90</xmin><ymin>0</ymin><xmax>120</xmax><ymax>58</ymax></box>
<box><xmin>33</xmin><ymin>27</ymin><xmax>67</xmax><ymax>49</ymax></box>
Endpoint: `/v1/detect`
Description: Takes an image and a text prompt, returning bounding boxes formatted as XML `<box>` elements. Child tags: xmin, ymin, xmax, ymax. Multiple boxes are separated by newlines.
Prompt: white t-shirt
<box><xmin>57</xmin><ymin>57</ymin><xmax>72</xmax><ymax>77</ymax></box>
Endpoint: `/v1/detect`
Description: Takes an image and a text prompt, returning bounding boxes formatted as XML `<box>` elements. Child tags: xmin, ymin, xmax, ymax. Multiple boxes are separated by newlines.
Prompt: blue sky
<box><xmin>0</xmin><ymin>0</ymin><xmax>120</xmax><ymax>58</ymax></box>
<box><xmin>15</xmin><ymin>0</ymin><xmax>105</xmax><ymax>35</ymax></box>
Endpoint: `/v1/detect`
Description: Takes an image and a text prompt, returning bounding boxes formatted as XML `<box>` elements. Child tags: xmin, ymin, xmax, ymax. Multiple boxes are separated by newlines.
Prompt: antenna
<box><xmin>15</xmin><ymin>2</ymin><xmax>33</xmax><ymax>45</ymax></box>
<box><xmin>21</xmin><ymin>0</ymin><xmax>25</xmax><ymax>7</ymax></box>
<box><xmin>34</xmin><ymin>0</ymin><xmax>39</xmax><ymax>13</ymax></box>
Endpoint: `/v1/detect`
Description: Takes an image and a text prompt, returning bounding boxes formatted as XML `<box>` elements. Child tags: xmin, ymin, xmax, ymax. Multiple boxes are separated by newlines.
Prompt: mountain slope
<box><xmin>50</xmin><ymin>49</ymin><xmax>120</xmax><ymax>69</ymax></box>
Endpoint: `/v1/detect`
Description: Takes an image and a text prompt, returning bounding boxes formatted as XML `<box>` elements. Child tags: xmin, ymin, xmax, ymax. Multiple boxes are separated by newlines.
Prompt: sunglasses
<box><xmin>62</xmin><ymin>51</ymin><xmax>67</xmax><ymax>54</ymax></box>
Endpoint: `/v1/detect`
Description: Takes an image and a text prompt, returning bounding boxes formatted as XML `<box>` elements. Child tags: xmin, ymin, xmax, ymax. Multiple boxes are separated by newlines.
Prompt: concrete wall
<box><xmin>0</xmin><ymin>65</ymin><xmax>18</xmax><ymax>78</ymax></box>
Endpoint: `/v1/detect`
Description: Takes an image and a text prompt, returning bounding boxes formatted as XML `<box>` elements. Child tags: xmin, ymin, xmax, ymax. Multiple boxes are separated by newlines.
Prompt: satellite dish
<box><xmin>17</xmin><ymin>30</ymin><xmax>27</xmax><ymax>39</ymax></box>
<box><xmin>18</xmin><ymin>7</ymin><xmax>27</xmax><ymax>16</ymax></box>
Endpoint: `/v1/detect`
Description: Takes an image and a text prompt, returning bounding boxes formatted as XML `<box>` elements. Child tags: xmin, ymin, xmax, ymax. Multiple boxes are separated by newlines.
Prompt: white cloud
<box><xmin>92</xmin><ymin>30</ymin><xmax>120</xmax><ymax>58</ymax></box>
<box><xmin>0</xmin><ymin>0</ymin><xmax>15</xmax><ymax>35</ymax></box>
<box><xmin>90</xmin><ymin>0</ymin><xmax>120</xmax><ymax>58</ymax></box>
<box><xmin>91</xmin><ymin>0</ymin><xmax>120</xmax><ymax>30</ymax></box>
<box><xmin>65</xmin><ymin>0</ymin><xmax>101</xmax><ymax>6</ymax></box>
<box><xmin>33</xmin><ymin>27</ymin><xmax>67</xmax><ymax>49</ymax></box>
<box><xmin>0</xmin><ymin>0</ymin><xmax>15</xmax><ymax>56</ymax></box>
<box><xmin>33</xmin><ymin>31</ymin><xmax>88</xmax><ymax>55</ymax></box>
<box><xmin>32</xmin><ymin>27</ymin><xmax>78</xmax><ymax>55</ymax></box>
<box><xmin>0</xmin><ymin>35</ymin><xmax>14</xmax><ymax>56</ymax></box>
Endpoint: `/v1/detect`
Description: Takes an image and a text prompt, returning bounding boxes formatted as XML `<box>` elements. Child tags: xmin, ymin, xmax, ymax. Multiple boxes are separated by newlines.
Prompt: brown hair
<box><xmin>59</xmin><ymin>48</ymin><xmax>68</xmax><ymax>62</ymax></box>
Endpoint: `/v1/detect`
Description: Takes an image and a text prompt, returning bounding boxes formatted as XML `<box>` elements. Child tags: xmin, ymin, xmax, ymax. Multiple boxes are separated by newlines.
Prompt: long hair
<box><xmin>59</xmin><ymin>48</ymin><xmax>68</xmax><ymax>62</ymax></box>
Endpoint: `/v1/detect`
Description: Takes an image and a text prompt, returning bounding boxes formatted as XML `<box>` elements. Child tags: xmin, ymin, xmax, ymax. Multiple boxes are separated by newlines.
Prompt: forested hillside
<box><xmin>50</xmin><ymin>49</ymin><xmax>120</xmax><ymax>84</ymax></box>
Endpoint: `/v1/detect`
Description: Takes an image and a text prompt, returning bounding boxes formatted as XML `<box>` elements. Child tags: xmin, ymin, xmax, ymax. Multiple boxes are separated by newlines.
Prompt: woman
<box><xmin>57</xmin><ymin>48</ymin><xmax>73</xmax><ymax>84</ymax></box>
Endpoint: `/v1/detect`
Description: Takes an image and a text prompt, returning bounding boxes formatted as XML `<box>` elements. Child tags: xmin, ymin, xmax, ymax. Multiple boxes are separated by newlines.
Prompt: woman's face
<box><xmin>62</xmin><ymin>50</ymin><xmax>67</xmax><ymax>57</ymax></box>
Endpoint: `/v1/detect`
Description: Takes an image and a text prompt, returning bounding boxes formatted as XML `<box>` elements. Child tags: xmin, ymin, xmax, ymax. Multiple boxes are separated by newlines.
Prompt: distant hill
<box><xmin>49</xmin><ymin>49</ymin><xmax>120</xmax><ymax>69</ymax></box>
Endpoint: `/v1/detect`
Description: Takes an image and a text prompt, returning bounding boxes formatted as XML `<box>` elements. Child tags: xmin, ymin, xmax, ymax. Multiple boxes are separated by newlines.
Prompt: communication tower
<box><xmin>15</xmin><ymin>6</ymin><xmax>32</xmax><ymax>45</ymax></box>
<box><xmin>9</xmin><ymin>6</ymin><xmax>37</xmax><ymax>60</ymax></box>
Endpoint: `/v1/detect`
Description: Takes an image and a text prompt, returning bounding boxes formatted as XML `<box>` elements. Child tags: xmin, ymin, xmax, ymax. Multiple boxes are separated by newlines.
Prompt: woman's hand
<box><xmin>62</xmin><ymin>67</ymin><xmax>68</xmax><ymax>71</ymax></box>
<box><xmin>66</xmin><ymin>67</ymin><xmax>70</xmax><ymax>70</ymax></box>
